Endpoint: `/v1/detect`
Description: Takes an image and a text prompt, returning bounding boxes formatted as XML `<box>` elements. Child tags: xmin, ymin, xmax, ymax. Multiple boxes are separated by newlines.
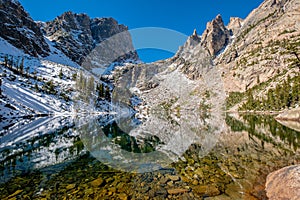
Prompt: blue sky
<box><xmin>19</xmin><ymin>0</ymin><xmax>263</xmax><ymax>62</ymax></box>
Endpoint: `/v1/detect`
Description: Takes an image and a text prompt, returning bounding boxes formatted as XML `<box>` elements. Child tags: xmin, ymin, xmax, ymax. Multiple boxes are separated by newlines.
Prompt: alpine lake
<box><xmin>0</xmin><ymin>113</ymin><xmax>299</xmax><ymax>200</ymax></box>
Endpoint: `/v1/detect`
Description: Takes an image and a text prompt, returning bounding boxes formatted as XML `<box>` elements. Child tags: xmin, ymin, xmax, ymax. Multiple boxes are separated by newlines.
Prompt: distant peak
<box><xmin>192</xmin><ymin>29</ymin><xmax>198</xmax><ymax>36</ymax></box>
<box><xmin>213</xmin><ymin>14</ymin><xmax>224</xmax><ymax>25</ymax></box>
<box><xmin>6</xmin><ymin>0</ymin><xmax>20</xmax><ymax>5</ymax></box>
<box><xmin>62</xmin><ymin>11</ymin><xmax>74</xmax><ymax>16</ymax></box>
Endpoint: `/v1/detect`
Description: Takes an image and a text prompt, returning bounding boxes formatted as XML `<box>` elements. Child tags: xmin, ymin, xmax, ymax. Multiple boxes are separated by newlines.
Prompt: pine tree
<box><xmin>100</xmin><ymin>83</ymin><xmax>104</xmax><ymax>98</ymax></box>
<box><xmin>105</xmin><ymin>85</ymin><xmax>111</xmax><ymax>101</ymax></box>
<box><xmin>87</xmin><ymin>76</ymin><xmax>95</xmax><ymax>92</ymax></box>
<box><xmin>8</xmin><ymin>56</ymin><xmax>13</xmax><ymax>69</ymax></box>
<box><xmin>256</xmin><ymin>75</ymin><xmax>260</xmax><ymax>84</ymax></box>
<box><xmin>4</xmin><ymin>55</ymin><xmax>8</xmax><ymax>68</ymax></box>
<box><xmin>0</xmin><ymin>78</ymin><xmax>2</xmax><ymax>96</ymax></box>
<box><xmin>96</xmin><ymin>83</ymin><xmax>105</xmax><ymax>99</ymax></box>
<box><xmin>25</xmin><ymin>67</ymin><xmax>29</xmax><ymax>77</ymax></box>
<box><xmin>35</xmin><ymin>82</ymin><xmax>39</xmax><ymax>92</ymax></box>
<box><xmin>19</xmin><ymin>57</ymin><xmax>24</xmax><ymax>75</ymax></box>
<box><xmin>267</xmin><ymin>89</ymin><xmax>275</xmax><ymax>110</ymax></box>
<box><xmin>72</xmin><ymin>73</ymin><xmax>77</xmax><ymax>81</ymax></box>
<box><xmin>59</xmin><ymin>68</ymin><xmax>63</xmax><ymax>79</ymax></box>
<box><xmin>33</xmin><ymin>70</ymin><xmax>37</xmax><ymax>80</ymax></box>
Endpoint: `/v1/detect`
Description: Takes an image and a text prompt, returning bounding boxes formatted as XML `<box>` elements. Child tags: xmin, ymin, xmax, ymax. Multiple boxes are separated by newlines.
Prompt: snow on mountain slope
<box><xmin>0</xmin><ymin>36</ymin><xmax>82</xmax><ymax>133</ymax></box>
<box><xmin>0</xmin><ymin>36</ymin><xmax>80</xmax><ymax>69</ymax></box>
<box><xmin>0</xmin><ymin>37</ymin><xmax>24</xmax><ymax>57</ymax></box>
<box><xmin>44</xmin><ymin>37</ymin><xmax>81</xmax><ymax>69</ymax></box>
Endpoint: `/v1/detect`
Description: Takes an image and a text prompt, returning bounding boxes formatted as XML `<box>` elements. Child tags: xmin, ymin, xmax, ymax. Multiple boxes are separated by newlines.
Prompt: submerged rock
<box><xmin>167</xmin><ymin>188</ymin><xmax>189</xmax><ymax>195</ymax></box>
<box><xmin>90</xmin><ymin>177</ymin><xmax>104</xmax><ymax>187</ymax></box>
<box><xmin>265</xmin><ymin>165</ymin><xmax>300</xmax><ymax>200</ymax></box>
<box><xmin>193</xmin><ymin>185</ymin><xmax>220</xmax><ymax>196</ymax></box>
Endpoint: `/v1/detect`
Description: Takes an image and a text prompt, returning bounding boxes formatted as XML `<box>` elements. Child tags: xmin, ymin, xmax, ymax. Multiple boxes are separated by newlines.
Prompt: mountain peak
<box><xmin>44</xmin><ymin>12</ymin><xmax>136</xmax><ymax>64</ymax></box>
<box><xmin>192</xmin><ymin>29</ymin><xmax>198</xmax><ymax>36</ymax></box>
<box><xmin>227</xmin><ymin>17</ymin><xmax>243</xmax><ymax>35</ymax></box>
<box><xmin>1</xmin><ymin>0</ymin><xmax>20</xmax><ymax>5</ymax></box>
<box><xmin>215</xmin><ymin>14</ymin><xmax>223</xmax><ymax>22</ymax></box>
<box><xmin>200</xmin><ymin>14</ymin><xmax>230</xmax><ymax>56</ymax></box>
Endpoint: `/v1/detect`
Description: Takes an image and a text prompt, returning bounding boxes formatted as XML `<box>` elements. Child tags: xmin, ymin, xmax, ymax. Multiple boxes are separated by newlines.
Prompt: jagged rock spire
<box><xmin>193</xmin><ymin>29</ymin><xmax>198</xmax><ymax>36</ymax></box>
<box><xmin>200</xmin><ymin>14</ymin><xmax>230</xmax><ymax>56</ymax></box>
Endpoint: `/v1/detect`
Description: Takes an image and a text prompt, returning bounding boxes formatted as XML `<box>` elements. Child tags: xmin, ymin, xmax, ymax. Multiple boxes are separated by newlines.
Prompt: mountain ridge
<box><xmin>0</xmin><ymin>0</ymin><xmax>138</xmax><ymax>66</ymax></box>
<box><xmin>0</xmin><ymin>0</ymin><xmax>50</xmax><ymax>57</ymax></box>
<box><xmin>43</xmin><ymin>11</ymin><xmax>138</xmax><ymax>65</ymax></box>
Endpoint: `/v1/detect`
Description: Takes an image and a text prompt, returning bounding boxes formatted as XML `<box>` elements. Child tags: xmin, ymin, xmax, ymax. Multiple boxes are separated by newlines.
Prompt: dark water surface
<box><xmin>0</xmin><ymin>114</ymin><xmax>299</xmax><ymax>199</ymax></box>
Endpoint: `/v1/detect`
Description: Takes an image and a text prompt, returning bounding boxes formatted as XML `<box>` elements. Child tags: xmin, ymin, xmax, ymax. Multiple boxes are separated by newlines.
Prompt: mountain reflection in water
<box><xmin>0</xmin><ymin>113</ymin><xmax>299</xmax><ymax>199</ymax></box>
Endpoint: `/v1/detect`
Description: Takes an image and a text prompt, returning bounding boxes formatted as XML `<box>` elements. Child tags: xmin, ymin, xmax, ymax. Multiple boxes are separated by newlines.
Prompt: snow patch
<box><xmin>0</xmin><ymin>37</ymin><xmax>24</xmax><ymax>57</ymax></box>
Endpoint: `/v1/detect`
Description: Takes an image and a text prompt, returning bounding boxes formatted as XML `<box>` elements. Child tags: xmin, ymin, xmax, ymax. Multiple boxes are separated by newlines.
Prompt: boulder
<box><xmin>266</xmin><ymin>165</ymin><xmax>300</xmax><ymax>200</ymax></box>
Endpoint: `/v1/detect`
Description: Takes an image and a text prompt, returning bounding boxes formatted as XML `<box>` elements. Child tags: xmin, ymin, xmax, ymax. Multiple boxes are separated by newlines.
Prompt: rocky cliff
<box><xmin>0</xmin><ymin>0</ymin><xmax>50</xmax><ymax>57</ymax></box>
<box><xmin>43</xmin><ymin>12</ymin><xmax>138</xmax><ymax>65</ymax></box>
<box><xmin>0</xmin><ymin>0</ymin><xmax>138</xmax><ymax>67</ymax></box>
<box><xmin>215</xmin><ymin>0</ymin><xmax>300</xmax><ymax>94</ymax></box>
<box><xmin>200</xmin><ymin>14</ymin><xmax>231</xmax><ymax>57</ymax></box>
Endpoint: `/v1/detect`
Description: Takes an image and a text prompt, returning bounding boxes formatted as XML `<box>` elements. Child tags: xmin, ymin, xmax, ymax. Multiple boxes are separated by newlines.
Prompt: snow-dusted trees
<box><xmin>96</xmin><ymin>83</ymin><xmax>104</xmax><ymax>99</ymax></box>
<box><xmin>2</xmin><ymin>55</ymin><xmax>26</xmax><ymax>77</ymax></box>
<box><xmin>34</xmin><ymin>82</ymin><xmax>39</xmax><ymax>92</ymax></box>
<box><xmin>105</xmin><ymin>85</ymin><xmax>111</xmax><ymax>101</ymax></box>
<box><xmin>87</xmin><ymin>76</ymin><xmax>95</xmax><ymax>92</ymax></box>
<box><xmin>75</xmin><ymin>71</ymin><xmax>97</xmax><ymax>103</ymax></box>
<box><xmin>74</xmin><ymin>71</ymin><xmax>112</xmax><ymax>105</ymax></box>
<box><xmin>4</xmin><ymin>55</ymin><xmax>8</xmax><ymax>68</ymax></box>
<box><xmin>96</xmin><ymin>83</ymin><xmax>111</xmax><ymax>101</ymax></box>
<box><xmin>42</xmin><ymin>80</ymin><xmax>56</xmax><ymax>95</ymax></box>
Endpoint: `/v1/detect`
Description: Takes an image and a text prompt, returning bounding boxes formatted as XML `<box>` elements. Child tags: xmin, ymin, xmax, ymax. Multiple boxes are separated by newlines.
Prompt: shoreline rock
<box><xmin>265</xmin><ymin>165</ymin><xmax>300</xmax><ymax>200</ymax></box>
<box><xmin>275</xmin><ymin>108</ymin><xmax>300</xmax><ymax>132</ymax></box>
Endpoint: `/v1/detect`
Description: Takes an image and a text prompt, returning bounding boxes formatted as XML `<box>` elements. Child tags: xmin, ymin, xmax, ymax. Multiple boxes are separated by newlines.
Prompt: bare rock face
<box><xmin>227</xmin><ymin>17</ymin><xmax>243</xmax><ymax>36</ymax></box>
<box><xmin>0</xmin><ymin>0</ymin><xmax>50</xmax><ymax>57</ymax></box>
<box><xmin>188</xmin><ymin>29</ymin><xmax>201</xmax><ymax>47</ymax></box>
<box><xmin>200</xmin><ymin>14</ymin><xmax>230</xmax><ymax>56</ymax></box>
<box><xmin>44</xmin><ymin>12</ymin><xmax>138</xmax><ymax>64</ymax></box>
<box><xmin>216</xmin><ymin>0</ymin><xmax>300</xmax><ymax>94</ymax></box>
<box><xmin>176</xmin><ymin>29</ymin><xmax>201</xmax><ymax>58</ymax></box>
<box><xmin>265</xmin><ymin>165</ymin><xmax>300</xmax><ymax>200</ymax></box>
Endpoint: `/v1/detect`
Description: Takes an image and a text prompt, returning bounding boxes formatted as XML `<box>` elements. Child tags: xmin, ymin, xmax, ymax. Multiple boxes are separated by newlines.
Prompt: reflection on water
<box><xmin>102</xmin><ymin>121</ymin><xmax>163</xmax><ymax>153</ymax></box>
<box><xmin>0</xmin><ymin>113</ymin><xmax>299</xmax><ymax>199</ymax></box>
<box><xmin>226</xmin><ymin>114</ymin><xmax>300</xmax><ymax>151</ymax></box>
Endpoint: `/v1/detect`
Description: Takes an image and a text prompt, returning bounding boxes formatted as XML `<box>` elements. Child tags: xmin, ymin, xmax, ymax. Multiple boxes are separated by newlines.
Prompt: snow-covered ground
<box><xmin>0</xmin><ymin>37</ymin><xmax>94</xmax><ymax>179</ymax></box>
<box><xmin>0</xmin><ymin>36</ymin><xmax>81</xmax><ymax>128</ymax></box>
<box><xmin>0</xmin><ymin>60</ymin><xmax>77</xmax><ymax>128</ymax></box>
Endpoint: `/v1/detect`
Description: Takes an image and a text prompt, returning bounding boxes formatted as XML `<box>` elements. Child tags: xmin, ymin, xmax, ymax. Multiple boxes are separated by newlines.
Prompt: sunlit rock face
<box><xmin>226</xmin><ymin>17</ymin><xmax>243</xmax><ymax>36</ymax></box>
<box><xmin>215</xmin><ymin>0</ymin><xmax>300</xmax><ymax>93</ymax></box>
<box><xmin>200</xmin><ymin>14</ymin><xmax>230</xmax><ymax>57</ymax></box>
